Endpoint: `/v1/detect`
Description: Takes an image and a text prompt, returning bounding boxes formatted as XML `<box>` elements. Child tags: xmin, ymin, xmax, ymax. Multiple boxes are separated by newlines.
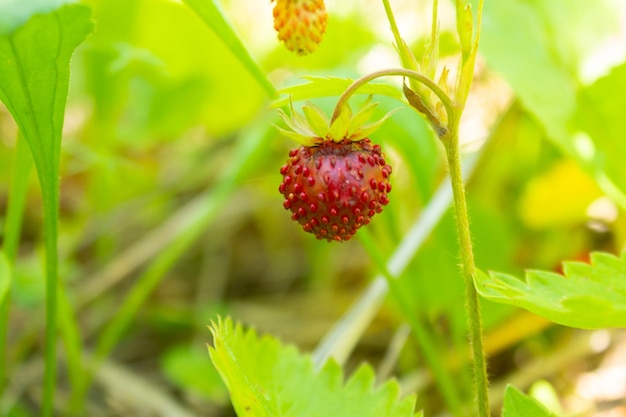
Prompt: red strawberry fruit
<box><xmin>276</xmin><ymin>99</ymin><xmax>396</xmax><ymax>242</ymax></box>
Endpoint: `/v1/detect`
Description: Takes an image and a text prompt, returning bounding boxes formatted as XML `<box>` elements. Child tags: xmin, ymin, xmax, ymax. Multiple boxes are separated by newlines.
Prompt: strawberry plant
<box><xmin>0</xmin><ymin>0</ymin><xmax>625</xmax><ymax>416</ymax></box>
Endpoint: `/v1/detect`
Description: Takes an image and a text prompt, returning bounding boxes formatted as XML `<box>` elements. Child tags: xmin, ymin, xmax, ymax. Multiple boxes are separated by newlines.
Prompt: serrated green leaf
<box><xmin>475</xmin><ymin>251</ymin><xmax>626</xmax><ymax>328</ymax></box>
<box><xmin>0</xmin><ymin>252</ymin><xmax>11</xmax><ymax>306</ymax></box>
<box><xmin>272</xmin><ymin>76</ymin><xmax>403</xmax><ymax>108</ymax></box>
<box><xmin>209</xmin><ymin>318</ymin><xmax>419</xmax><ymax>417</ymax></box>
<box><xmin>302</xmin><ymin>102</ymin><xmax>330</xmax><ymax>138</ymax></box>
<box><xmin>182</xmin><ymin>0</ymin><xmax>274</xmax><ymax>97</ymax></box>
<box><xmin>502</xmin><ymin>385</ymin><xmax>558</xmax><ymax>417</ymax></box>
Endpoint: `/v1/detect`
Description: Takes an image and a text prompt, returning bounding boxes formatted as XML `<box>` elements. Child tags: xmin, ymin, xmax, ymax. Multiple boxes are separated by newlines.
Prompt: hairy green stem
<box><xmin>330</xmin><ymin>68</ymin><xmax>454</xmax><ymax>126</ymax></box>
<box><xmin>443</xmin><ymin>117</ymin><xmax>490</xmax><ymax>417</ymax></box>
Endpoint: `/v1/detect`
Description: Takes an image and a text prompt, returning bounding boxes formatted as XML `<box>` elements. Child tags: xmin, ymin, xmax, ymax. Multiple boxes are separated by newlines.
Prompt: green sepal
<box><xmin>348</xmin><ymin>96</ymin><xmax>378</xmax><ymax>134</ymax></box>
<box><xmin>328</xmin><ymin>105</ymin><xmax>352</xmax><ymax>142</ymax></box>
<box><xmin>273</xmin><ymin>125</ymin><xmax>312</xmax><ymax>146</ymax></box>
<box><xmin>422</xmin><ymin>24</ymin><xmax>439</xmax><ymax>81</ymax></box>
<box><xmin>302</xmin><ymin>102</ymin><xmax>330</xmax><ymax>138</ymax></box>
<box><xmin>456</xmin><ymin>2</ymin><xmax>473</xmax><ymax>59</ymax></box>
<box><xmin>290</xmin><ymin>100</ymin><xmax>315</xmax><ymax>136</ymax></box>
<box><xmin>277</xmin><ymin>108</ymin><xmax>315</xmax><ymax>138</ymax></box>
<box><xmin>349</xmin><ymin>108</ymin><xmax>401</xmax><ymax>141</ymax></box>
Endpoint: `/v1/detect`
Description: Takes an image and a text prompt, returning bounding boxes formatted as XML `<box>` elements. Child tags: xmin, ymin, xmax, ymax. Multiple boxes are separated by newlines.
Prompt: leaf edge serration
<box><xmin>474</xmin><ymin>250</ymin><xmax>626</xmax><ymax>329</ymax></box>
<box><xmin>208</xmin><ymin>316</ymin><xmax>419</xmax><ymax>417</ymax></box>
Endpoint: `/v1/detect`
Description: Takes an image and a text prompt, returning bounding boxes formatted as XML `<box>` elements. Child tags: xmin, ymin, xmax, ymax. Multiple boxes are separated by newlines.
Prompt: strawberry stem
<box><xmin>330</xmin><ymin>68</ymin><xmax>456</xmax><ymax>133</ymax></box>
<box><xmin>443</xmin><ymin>113</ymin><xmax>490</xmax><ymax>417</ymax></box>
<box><xmin>330</xmin><ymin>68</ymin><xmax>454</xmax><ymax>133</ymax></box>
<box><xmin>445</xmin><ymin>1</ymin><xmax>490</xmax><ymax>416</ymax></box>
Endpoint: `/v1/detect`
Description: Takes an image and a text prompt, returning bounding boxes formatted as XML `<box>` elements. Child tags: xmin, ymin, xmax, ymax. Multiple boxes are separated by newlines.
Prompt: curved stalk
<box><xmin>330</xmin><ymin>68</ymin><xmax>455</xmax><ymax>126</ymax></box>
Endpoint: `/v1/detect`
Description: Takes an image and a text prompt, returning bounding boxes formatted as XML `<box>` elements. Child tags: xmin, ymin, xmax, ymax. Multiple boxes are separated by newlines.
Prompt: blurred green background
<box><xmin>1</xmin><ymin>0</ymin><xmax>626</xmax><ymax>415</ymax></box>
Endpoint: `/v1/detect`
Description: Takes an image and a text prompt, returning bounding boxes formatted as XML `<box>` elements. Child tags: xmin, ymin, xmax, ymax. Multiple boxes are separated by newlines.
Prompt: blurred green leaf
<box><xmin>574</xmin><ymin>62</ymin><xmax>626</xmax><ymax>203</ymax></box>
<box><xmin>476</xmin><ymin>251</ymin><xmax>626</xmax><ymax>328</ymax></box>
<box><xmin>479</xmin><ymin>0</ymin><xmax>626</xmax><ymax>206</ymax></box>
<box><xmin>133</xmin><ymin>0</ymin><xmax>267</xmax><ymax>138</ymax></box>
<box><xmin>0</xmin><ymin>252</ymin><xmax>10</xmax><ymax>306</ymax></box>
<box><xmin>502</xmin><ymin>385</ymin><xmax>558</xmax><ymax>417</ymax></box>
<box><xmin>209</xmin><ymin>317</ymin><xmax>421</xmax><ymax>417</ymax></box>
<box><xmin>479</xmin><ymin>0</ymin><xmax>578</xmax><ymax>145</ymax></box>
<box><xmin>161</xmin><ymin>345</ymin><xmax>227</xmax><ymax>402</ymax></box>
<box><xmin>272</xmin><ymin>76</ymin><xmax>403</xmax><ymax>108</ymax></box>
<box><xmin>182</xmin><ymin>0</ymin><xmax>274</xmax><ymax>97</ymax></box>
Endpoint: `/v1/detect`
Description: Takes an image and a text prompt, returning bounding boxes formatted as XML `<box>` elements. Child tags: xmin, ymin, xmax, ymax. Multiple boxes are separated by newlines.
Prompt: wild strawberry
<box><xmin>272</xmin><ymin>0</ymin><xmax>327</xmax><ymax>56</ymax></box>
<box><xmin>279</xmin><ymin>138</ymin><xmax>392</xmax><ymax>241</ymax></box>
<box><xmin>276</xmin><ymin>98</ymin><xmax>396</xmax><ymax>242</ymax></box>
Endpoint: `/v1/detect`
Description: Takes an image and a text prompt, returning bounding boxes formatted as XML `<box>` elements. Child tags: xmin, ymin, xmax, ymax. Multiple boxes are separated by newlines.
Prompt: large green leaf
<box><xmin>182</xmin><ymin>0</ymin><xmax>274</xmax><ymax>97</ymax></box>
<box><xmin>475</xmin><ymin>251</ymin><xmax>626</xmax><ymax>328</ymax></box>
<box><xmin>502</xmin><ymin>385</ymin><xmax>558</xmax><ymax>417</ymax></box>
<box><xmin>0</xmin><ymin>1</ymin><xmax>92</xmax><ymax>191</ymax></box>
<box><xmin>209</xmin><ymin>318</ymin><xmax>421</xmax><ymax>417</ymax></box>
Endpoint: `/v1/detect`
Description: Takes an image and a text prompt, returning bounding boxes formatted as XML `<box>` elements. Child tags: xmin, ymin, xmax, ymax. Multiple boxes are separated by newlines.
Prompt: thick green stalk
<box><xmin>39</xmin><ymin>174</ymin><xmax>60</xmax><ymax>417</ymax></box>
<box><xmin>443</xmin><ymin>116</ymin><xmax>490</xmax><ymax>417</ymax></box>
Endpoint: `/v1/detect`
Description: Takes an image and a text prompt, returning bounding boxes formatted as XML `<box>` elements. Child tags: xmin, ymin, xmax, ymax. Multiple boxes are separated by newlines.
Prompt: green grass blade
<box><xmin>57</xmin><ymin>285</ymin><xmax>86</xmax><ymax>415</ymax></box>
<box><xmin>0</xmin><ymin>135</ymin><xmax>32</xmax><ymax>390</ymax></box>
<box><xmin>0</xmin><ymin>254</ymin><xmax>10</xmax><ymax>321</ymax></box>
<box><xmin>182</xmin><ymin>0</ymin><xmax>275</xmax><ymax>97</ymax></box>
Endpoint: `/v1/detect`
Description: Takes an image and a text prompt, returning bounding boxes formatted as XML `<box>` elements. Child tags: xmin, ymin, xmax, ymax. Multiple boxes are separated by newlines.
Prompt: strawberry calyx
<box><xmin>275</xmin><ymin>96</ymin><xmax>398</xmax><ymax>147</ymax></box>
